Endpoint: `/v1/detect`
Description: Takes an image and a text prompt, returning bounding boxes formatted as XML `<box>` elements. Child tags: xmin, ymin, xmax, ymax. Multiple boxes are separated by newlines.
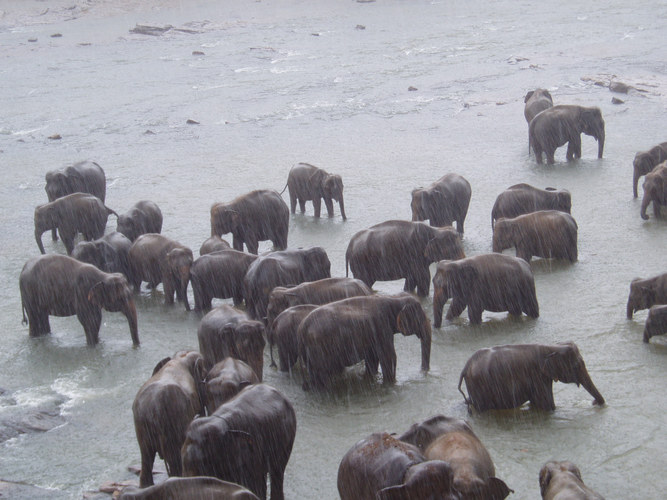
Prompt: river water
<box><xmin>1</xmin><ymin>0</ymin><xmax>666</xmax><ymax>498</ymax></box>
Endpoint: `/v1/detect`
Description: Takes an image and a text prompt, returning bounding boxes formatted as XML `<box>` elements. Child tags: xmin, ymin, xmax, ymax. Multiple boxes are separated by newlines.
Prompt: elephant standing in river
<box><xmin>626</xmin><ymin>272</ymin><xmax>667</xmax><ymax>318</ymax></box>
<box><xmin>411</xmin><ymin>173</ymin><xmax>471</xmax><ymax>234</ymax></box>
<box><xmin>539</xmin><ymin>461</ymin><xmax>605</xmax><ymax>500</ymax></box>
<box><xmin>205</xmin><ymin>357</ymin><xmax>260</xmax><ymax>413</ymax></box>
<box><xmin>119</xmin><ymin>476</ymin><xmax>260</xmax><ymax>500</ymax></box>
<box><xmin>643</xmin><ymin>305</ymin><xmax>667</xmax><ymax>343</ymax></box>
<box><xmin>640</xmin><ymin>162</ymin><xmax>667</xmax><ymax>220</ymax></box>
<box><xmin>268</xmin><ymin>304</ymin><xmax>318</xmax><ymax>372</ymax></box>
<box><xmin>458</xmin><ymin>342</ymin><xmax>605</xmax><ymax>412</ymax></box>
<box><xmin>633</xmin><ymin>142</ymin><xmax>667</xmax><ymax>197</ymax></box>
<box><xmin>524</xmin><ymin>88</ymin><xmax>553</xmax><ymax>123</ymax></box>
<box><xmin>529</xmin><ymin>105</ymin><xmax>605</xmax><ymax>164</ymax></box>
<box><xmin>116</xmin><ymin>200</ymin><xmax>163</xmax><ymax>242</ymax></box>
<box><xmin>287</xmin><ymin>162</ymin><xmax>347</xmax><ymax>219</ymax></box>
<box><xmin>72</xmin><ymin>232</ymin><xmax>132</xmax><ymax>278</ymax></box>
<box><xmin>491</xmin><ymin>184</ymin><xmax>571</xmax><ymax>228</ymax></box>
<box><xmin>19</xmin><ymin>254</ymin><xmax>138</xmax><ymax>346</ymax></box>
<box><xmin>198</xmin><ymin>235</ymin><xmax>231</xmax><ymax>255</ymax></box>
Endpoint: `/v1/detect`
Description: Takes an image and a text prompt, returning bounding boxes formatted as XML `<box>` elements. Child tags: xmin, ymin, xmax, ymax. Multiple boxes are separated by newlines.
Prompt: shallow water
<box><xmin>1</xmin><ymin>0</ymin><xmax>666</xmax><ymax>498</ymax></box>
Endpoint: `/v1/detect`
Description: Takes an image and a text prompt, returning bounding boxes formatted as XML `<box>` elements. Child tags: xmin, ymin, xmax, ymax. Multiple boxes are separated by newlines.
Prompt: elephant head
<box><xmin>377</xmin><ymin>460</ymin><xmax>460</xmax><ymax>500</ymax></box>
<box><xmin>424</xmin><ymin>226</ymin><xmax>465</xmax><ymax>263</ymax></box>
<box><xmin>492</xmin><ymin>218</ymin><xmax>516</xmax><ymax>253</ymax></box>
<box><xmin>626</xmin><ymin>278</ymin><xmax>655</xmax><ymax>318</ymax></box>
<box><xmin>643</xmin><ymin>305</ymin><xmax>667</xmax><ymax>343</ymax></box>
<box><xmin>301</xmin><ymin>247</ymin><xmax>332</xmax><ymax>281</ymax></box>
<box><xmin>396</xmin><ymin>296</ymin><xmax>432</xmax><ymax>372</ymax></box>
<box><xmin>87</xmin><ymin>274</ymin><xmax>139</xmax><ymax>345</ymax></box>
<box><xmin>166</xmin><ymin>247</ymin><xmax>193</xmax><ymax>311</ymax></box>
<box><xmin>116</xmin><ymin>216</ymin><xmax>143</xmax><ymax>243</ymax></box>
<box><xmin>34</xmin><ymin>202</ymin><xmax>58</xmax><ymax>254</ymax></box>
<box><xmin>210</xmin><ymin>204</ymin><xmax>240</xmax><ymax>237</ymax></box>
<box><xmin>44</xmin><ymin>171</ymin><xmax>71</xmax><ymax>202</ymax></box>
<box><xmin>316</xmin><ymin>170</ymin><xmax>346</xmax><ymax>219</ymax></box>
<box><xmin>640</xmin><ymin>166</ymin><xmax>666</xmax><ymax>220</ymax></box>
<box><xmin>265</xmin><ymin>287</ymin><xmax>293</xmax><ymax>328</ymax></box>
<box><xmin>545</xmin><ymin>187</ymin><xmax>572</xmax><ymax>213</ymax></box>
<box><xmin>231</xmin><ymin>322</ymin><xmax>266</xmax><ymax>381</ymax></box>
<box><xmin>579</xmin><ymin>107</ymin><xmax>605</xmax><ymax>159</ymax></box>
<box><xmin>410</xmin><ymin>189</ymin><xmax>430</xmax><ymax>221</ymax></box>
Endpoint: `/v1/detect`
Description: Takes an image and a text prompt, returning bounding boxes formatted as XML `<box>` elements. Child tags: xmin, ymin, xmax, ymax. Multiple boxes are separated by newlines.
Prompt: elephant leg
<box><xmin>433</xmin><ymin>289</ymin><xmax>447</xmax><ymax>328</ymax></box>
<box><xmin>324</xmin><ymin>198</ymin><xmax>335</xmax><ymax>217</ymax></box>
<box><xmin>654</xmin><ymin>202</ymin><xmax>662</xmax><ymax>218</ymax></box>
<box><xmin>51</xmin><ymin>228</ymin><xmax>58</xmax><ymax>241</ymax></box>
<box><xmin>534</xmin><ymin>147</ymin><xmax>544</xmax><ymax>164</ymax></box>
<box><xmin>467</xmin><ymin>304</ymin><xmax>483</xmax><ymax>325</ymax></box>
<box><xmin>445</xmin><ymin>297</ymin><xmax>466</xmax><ymax>320</ymax></box>
<box><xmin>508</xmin><ymin>301</ymin><xmax>522</xmax><ymax>316</ymax></box>
<box><xmin>289</xmin><ymin>191</ymin><xmax>297</xmax><ymax>214</ymax></box>
<box><xmin>27</xmin><ymin>308</ymin><xmax>51</xmax><ymax>337</ymax></box>
<box><xmin>163</xmin><ymin>441</ymin><xmax>183</xmax><ymax>478</ymax></box>
<box><xmin>138</xmin><ymin>443</ymin><xmax>156</xmax><ymax>487</ymax></box>
<box><xmin>403</xmin><ymin>276</ymin><xmax>416</xmax><ymax>293</ymax></box>
<box><xmin>364</xmin><ymin>350</ymin><xmax>380</xmax><ymax>376</ymax></box>
<box><xmin>278</xmin><ymin>344</ymin><xmax>290</xmax><ymax>372</ymax></box>
<box><xmin>530</xmin><ymin>384</ymin><xmax>556</xmax><ymax>411</ymax></box>
<box><xmin>298</xmin><ymin>199</ymin><xmax>307</xmax><ymax>213</ymax></box>
<box><xmin>78</xmin><ymin>307</ymin><xmax>102</xmax><ymax>346</ymax></box>
<box><xmin>456</xmin><ymin>216</ymin><xmax>464</xmax><ymax>234</ymax></box>
<box><xmin>566</xmin><ymin>141</ymin><xmax>576</xmax><ymax>161</ymax></box>
<box><xmin>232</xmin><ymin>235</ymin><xmax>244</xmax><ymax>252</ymax></box>
<box><xmin>245</xmin><ymin>235</ymin><xmax>259</xmax><ymax>255</ymax></box>
<box><xmin>269</xmin><ymin>463</ymin><xmax>286</xmax><ymax>500</ymax></box>
<box><xmin>60</xmin><ymin>230</ymin><xmax>76</xmax><ymax>255</ymax></box>
<box><xmin>516</xmin><ymin>247</ymin><xmax>532</xmax><ymax>262</ymax></box>
<box><xmin>415</xmin><ymin>268</ymin><xmax>430</xmax><ymax>297</ymax></box>
<box><xmin>163</xmin><ymin>275</ymin><xmax>175</xmax><ymax>305</ymax></box>
<box><xmin>546</xmin><ymin>149</ymin><xmax>556</xmax><ymax>164</ymax></box>
<box><xmin>232</xmin><ymin>293</ymin><xmax>243</xmax><ymax>307</ymax></box>
<box><xmin>379</xmin><ymin>347</ymin><xmax>397</xmax><ymax>384</ymax></box>
<box><xmin>312</xmin><ymin>197</ymin><xmax>322</xmax><ymax>218</ymax></box>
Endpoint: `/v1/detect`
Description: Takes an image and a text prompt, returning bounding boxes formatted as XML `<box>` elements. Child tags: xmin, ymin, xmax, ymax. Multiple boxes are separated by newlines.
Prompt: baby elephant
<box><xmin>643</xmin><ymin>304</ymin><xmax>667</xmax><ymax>343</ymax></box>
<box><xmin>539</xmin><ymin>461</ymin><xmax>605</xmax><ymax>499</ymax></box>
<box><xmin>626</xmin><ymin>272</ymin><xmax>667</xmax><ymax>318</ymax></box>
<box><xmin>205</xmin><ymin>357</ymin><xmax>260</xmax><ymax>413</ymax></box>
<box><xmin>524</xmin><ymin>88</ymin><xmax>553</xmax><ymax>123</ymax></box>
<box><xmin>119</xmin><ymin>476</ymin><xmax>260</xmax><ymax>499</ymax></box>
<box><xmin>287</xmin><ymin>162</ymin><xmax>347</xmax><ymax>219</ymax></box>
<box><xmin>116</xmin><ymin>200</ymin><xmax>163</xmax><ymax>242</ymax></box>
<box><xmin>267</xmin><ymin>304</ymin><xmax>318</xmax><ymax>372</ymax></box>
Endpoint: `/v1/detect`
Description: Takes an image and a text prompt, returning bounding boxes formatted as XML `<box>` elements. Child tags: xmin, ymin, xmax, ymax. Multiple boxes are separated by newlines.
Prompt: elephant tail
<box><xmin>21</xmin><ymin>300</ymin><xmax>27</xmax><ymax>325</ymax></box>
<box><xmin>106</xmin><ymin>206</ymin><xmax>119</xmax><ymax>218</ymax></box>
<box><xmin>279</xmin><ymin>165</ymin><xmax>296</xmax><ymax>195</ymax></box>
<box><xmin>458</xmin><ymin>371</ymin><xmax>471</xmax><ymax>406</ymax></box>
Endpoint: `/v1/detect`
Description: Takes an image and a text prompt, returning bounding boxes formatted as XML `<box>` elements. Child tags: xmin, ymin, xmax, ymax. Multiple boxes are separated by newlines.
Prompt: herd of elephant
<box><xmin>15</xmin><ymin>93</ymin><xmax>667</xmax><ymax>498</ymax></box>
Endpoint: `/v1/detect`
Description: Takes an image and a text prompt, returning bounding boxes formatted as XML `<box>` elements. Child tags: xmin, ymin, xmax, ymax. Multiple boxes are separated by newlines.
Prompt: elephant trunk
<box><xmin>338</xmin><ymin>194</ymin><xmax>347</xmax><ymax>220</ymax></box>
<box><xmin>626</xmin><ymin>299</ymin><xmax>635</xmax><ymax>319</ymax></box>
<box><xmin>35</xmin><ymin>229</ymin><xmax>46</xmax><ymax>254</ymax></box>
<box><xmin>180</xmin><ymin>270</ymin><xmax>191</xmax><ymax>311</ymax></box>
<box><xmin>420</xmin><ymin>324</ymin><xmax>432</xmax><ymax>372</ymax></box>
<box><xmin>122</xmin><ymin>299</ymin><xmax>139</xmax><ymax>346</ymax></box>
<box><xmin>597</xmin><ymin>129</ymin><xmax>605</xmax><ymax>159</ymax></box>
<box><xmin>640</xmin><ymin>193</ymin><xmax>651</xmax><ymax>220</ymax></box>
<box><xmin>633</xmin><ymin>169</ymin><xmax>640</xmax><ymax>198</ymax></box>
<box><xmin>579</xmin><ymin>369</ymin><xmax>604</xmax><ymax>406</ymax></box>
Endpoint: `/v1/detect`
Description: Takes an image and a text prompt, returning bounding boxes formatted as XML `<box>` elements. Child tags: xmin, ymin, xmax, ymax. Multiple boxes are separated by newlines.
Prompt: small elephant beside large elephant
<box><xmin>287</xmin><ymin>162</ymin><xmax>347</xmax><ymax>219</ymax></box>
<box><xmin>539</xmin><ymin>461</ymin><xmax>605</xmax><ymax>500</ymax></box>
<box><xmin>198</xmin><ymin>235</ymin><xmax>231</xmax><ymax>255</ymax></box>
<box><xmin>205</xmin><ymin>357</ymin><xmax>260</xmax><ymax>414</ymax></box>
<box><xmin>411</xmin><ymin>173</ymin><xmax>472</xmax><ymax>234</ymax></box>
<box><xmin>116</xmin><ymin>200</ymin><xmax>163</xmax><ymax>242</ymax></box>
<box><xmin>643</xmin><ymin>304</ymin><xmax>667</xmax><ymax>343</ymax></box>
<box><xmin>529</xmin><ymin>105</ymin><xmax>605</xmax><ymax>164</ymax></box>
<box><xmin>524</xmin><ymin>88</ymin><xmax>553</xmax><ymax>123</ymax></box>
<box><xmin>458</xmin><ymin>342</ymin><xmax>605</xmax><ymax>412</ymax></box>
<box><xmin>71</xmin><ymin>231</ymin><xmax>132</xmax><ymax>278</ymax></box>
<box><xmin>119</xmin><ymin>476</ymin><xmax>260</xmax><ymax>500</ymax></box>
<box><xmin>268</xmin><ymin>304</ymin><xmax>318</xmax><ymax>372</ymax></box>
<box><xmin>640</xmin><ymin>162</ymin><xmax>667</xmax><ymax>220</ymax></box>
<box><xmin>626</xmin><ymin>272</ymin><xmax>667</xmax><ymax>318</ymax></box>
<box><xmin>19</xmin><ymin>254</ymin><xmax>139</xmax><ymax>346</ymax></box>
<box><xmin>210</xmin><ymin>189</ymin><xmax>289</xmax><ymax>254</ymax></box>
<box><xmin>491</xmin><ymin>184</ymin><xmax>571</xmax><ymax>228</ymax></box>
<box><xmin>633</xmin><ymin>142</ymin><xmax>667</xmax><ymax>198</ymax></box>
<box><xmin>132</xmin><ymin>351</ymin><xmax>206</xmax><ymax>487</ymax></box>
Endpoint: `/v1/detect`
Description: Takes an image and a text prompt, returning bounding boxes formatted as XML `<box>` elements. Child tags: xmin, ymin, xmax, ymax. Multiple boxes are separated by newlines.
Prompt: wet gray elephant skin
<box><xmin>119</xmin><ymin>476</ymin><xmax>260</xmax><ymax>500</ymax></box>
<box><xmin>626</xmin><ymin>272</ymin><xmax>667</xmax><ymax>318</ymax></box>
<box><xmin>34</xmin><ymin>192</ymin><xmax>117</xmax><ymax>255</ymax></box>
<box><xmin>116</xmin><ymin>200</ymin><xmax>163</xmax><ymax>242</ymax></box>
<box><xmin>71</xmin><ymin>231</ymin><xmax>132</xmax><ymax>278</ymax></box>
<box><xmin>19</xmin><ymin>254</ymin><xmax>139</xmax><ymax>346</ymax></box>
<box><xmin>190</xmin><ymin>250</ymin><xmax>258</xmax><ymax>311</ymax></box>
<box><xmin>205</xmin><ymin>357</ymin><xmax>259</xmax><ymax>414</ymax></box>
<box><xmin>346</xmin><ymin>220</ymin><xmax>465</xmax><ymax>297</ymax></box>
<box><xmin>131</xmin><ymin>351</ymin><xmax>206</xmax><ymax>487</ymax></box>
<box><xmin>529</xmin><ymin>105</ymin><xmax>605</xmax><ymax>164</ymax></box>
<box><xmin>197</xmin><ymin>305</ymin><xmax>266</xmax><ymax>381</ymax></box>
<box><xmin>199</xmin><ymin>235</ymin><xmax>231</xmax><ymax>255</ymax></box>
<box><xmin>539</xmin><ymin>461</ymin><xmax>605</xmax><ymax>500</ymax></box>
<box><xmin>524</xmin><ymin>88</ymin><xmax>553</xmax><ymax>123</ymax></box>
<box><xmin>243</xmin><ymin>246</ymin><xmax>331</xmax><ymax>321</ymax></box>
<box><xmin>640</xmin><ymin>162</ymin><xmax>667</xmax><ymax>220</ymax></box>
<box><xmin>432</xmin><ymin>253</ymin><xmax>539</xmax><ymax>327</ymax></box>
<box><xmin>458</xmin><ymin>342</ymin><xmax>605</xmax><ymax>412</ymax></box>
<box><xmin>297</xmin><ymin>294</ymin><xmax>431</xmax><ymax>390</ymax></box>
<box><xmin>493</xmin><ymin>210</ymin><xmax>578</xmax><ymax>262</ymax></box>
<box><xmin>398</xmin><ymin>415</ymin><xmax>512</xmax><ymax>500</ymax></box>
<box><xmin>491</xmin><ymin>183</ymin><xmax>571</xmax><ymax>228</ymax></box>
<box><xmin>337</xmin><ymin>432</ymin><xmax>460</xmax><ymax>500</ymax></box>
<box><xmin>410</xmin><ymin>172</ymin><xmax>471</xmax><ymax>234</ymax></box>
<box><xmin>267</xmin><ymin>304</ymin><xmax>318</xmax><ymax>372</ymax></box>
<box><xmin>210</xmin><ymin>189</ymin><xmax>289</xmax><ymax>254</ymax></box>
<box><xmin>633</xmin><ymin>141</ymin><xmax>667</xmax><ymax>197</ymax></box>
<box><xmin>128</xmin><ymin>233</ymin><xmax>193</xmax><ymax>311</ymax></box>
<box><xmin>287</xmin><ymin>162</ymin><xmax>347</xmax><ymax>219</ymax></box>
<box><xmin>643</xmin><ymin>304</ymin><xmax>667</xmax><ymax>343</ymax></box>
<box><xmin>181</xmin><ymin>384</ymin><xmax>296</xmax><ymax>500</ymax></box>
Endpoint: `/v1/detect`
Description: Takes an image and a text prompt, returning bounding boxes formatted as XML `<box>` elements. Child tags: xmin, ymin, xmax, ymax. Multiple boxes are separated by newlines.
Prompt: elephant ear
<box><xmin>87</xmin><ymin>281</ymin><xmax>106</xmax><ymax>307</ymax></box>
<box><xmin>152</xmin><ymin>356</ymin><xmax>172</xmax><ymax>376</ymax></box>
<box><xmin>524</xmin><ymin>90</ymin><xmax>534</xmax><ymax>103</ymax></box>
<box><xmin>485</xmin><ymin>477</ymin><xmax>513</xmax><ymax>500</ymax></box>
<box><xmin>538</xmin><ymin>465</ymin><xmax>553</xmax><ymax>497</ymax></box>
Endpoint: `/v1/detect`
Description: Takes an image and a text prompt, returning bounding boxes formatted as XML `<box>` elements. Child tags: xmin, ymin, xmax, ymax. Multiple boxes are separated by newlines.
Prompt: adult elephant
<box><xmin>210</xmin><ymin>189</ymin><xmax>289</xmax><ymax>254</ymax></box>
<box><xmin>432</xmin><ymin>253</ymin><xmax>539</xmax><ymax>327</ymax></box>
<box><xmin>205</xmin><ymin>357</ymin><xmax>260</xmax><ymax>414</ymax></box>
<box><xmin>190</xmin><ymin>250</ymin><xmax>258</xmax><ymax>311</ymax></box>
<box><xmin>119</xmin><ymin>476</ymin><xmax>260</xmax><ymax>500</ymax></box>
<box><xmin>633</xmin><ymin>142</ymin><xmax>667</xmax><ymax>197</ymax></box>
<box><xmin>34</xmin><ymin>192</ymin><xmax>117</xmax><ymax>255</ymax></box>
<box><xmin>286</xmin><ymin>162</ymin><xmax>347</xmax><ymax>219</ymax></box>
<box><xmin>458</xmin><ymin>342</ymin><xmax>605</xmax><ymax>412</ymax></box>
<box><xmin>626</xmin><ymin>272</ymin><xmax>667</xmax><ymax>318</ymax></box>
<box><xmin>197</xmin><ymin>305</ymin><xmax>265</xmax><ymax>381</ymax></box>
<box><xmin>346</xmin><ymin>220</ymin><xmax>465</xmax><ymax>296</ymax></box>
<box><xmin>71</xmin><ymin>231</ymin><xmax>132</xmax><ymax>278</ymax></box>
<box><xmin>128</xmin><ymin>234</ymin><xmax>193</xmax><ymax>311</ymax></box>
<box><xmin>524</xmin><ymin>88</ymin><xmax>553</xmax><ymax>123</ymax></box>
<box><xmin>492</xmin><ymin>210</ymin><xmax>578</xmax><ymax>262</ymax></box>
<box><xmin>198</xmin><ymin>235</ymin><xmax>231</xmax><ymax>255</ymax></box>
<box><xmin>132</xmin><ymin>351</ymin><xmax>206</xmax><ymax>487</ymax></box>
<box><xmin>640</xmin><ymin>162</ymin><xmax>667</xmax><ymax>220</ymax></box>
<box><xmin>337</xmin><ymin>432</ymin><xmax>459</xmax><ymax>500</ymax></box>
<box><xmin>411</xmin><ymin>173</ymin><xmax>471</xmax><ymax>234</ymax></box>
<box><xmin>643</xmin><ymin>305</ymin><xmax>667</xmax><ymax>343</ymax></box>
<box><xmin>267</xmin><ymin>304</ymin><xmax>318</xmax><ymax>372</ymax></box>
<box><xmin>181</xmin><ymin>384</ymin><xmax>297</xmax><ymax>500</ymax></box>
<box><xmin>529</xmin><ymin>105</ymin><xmax>605</xmax><ymax>164</ymax></box>
<box><xmin>243</xmin><ymin>247</ymin><xmax>331</xmax><ymax>321</ymax></box>
<box><xmin>539</xmin><ymin>461</ymin><xmax>605</xmax><ymax>500</ymax></box>
<box><xmin>298</xmin><ymin>294</ymin><xmax>431</xmax><ymax>389</ymax></box>
<box><xmin>398</xmin><ymin>415</ymin><xmax>512</xmax><ymax>500</ymax></box>
<box><xmin>19</xmin><ymin>254</ymin><xmax>138</xmax><ymax>346</ymax></box>
<box><xmin>116</xmin><ymin>200</ymin><xmax>163</xmax><ymax>242</ymax></box>
<box><xmin>491</xmin><ymin>183</ymin><xmax>571</xmax><ymax>228</ymax></box>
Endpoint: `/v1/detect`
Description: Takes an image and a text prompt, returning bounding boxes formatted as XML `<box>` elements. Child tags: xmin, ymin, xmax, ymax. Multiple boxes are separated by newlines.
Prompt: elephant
<box><xmin>265</xmin><ymin>277</ymin><xmax>372</xmax><ymax>330</ymax></box>
<box><xmin>398</xmin><ymin>415</ymin><xmax>512</xmax><ymax>500</ymax></box>
<box><xmin>633</xmin><ymin>142</ymin><xmax>667</xmax><ymax>197</ymax></box>
<box><xmin>34</xmin><ymin>192</ymin><xmax>117</xmax><ymax>255</ymax></box>
<box><xmin>197</xmin><ymin>305</ymin><xmax>266</xmax><ymax>381</ymax></box>
<box><xmin>492</xmin><ymin>210</ymin><xmax>578</xmax><ymax>262</ymax></box>
<box><xmin>432</xmin><ymin>253</ymin><xmax>539</xmax><ymax>327</ymax></box>
<box><xmin>524</xmin><ymin>88</ymin><xmax>554</xmax><ymax>123</ymax></box>
<box><xmin>411</xmin><ymin>173</ymin><xmax>472</xmax><ymax>234</ymax></box>
<box><xmin>297</xmin><ymin>294</ymin><xmax>431</xmax><ymax>389</ymax></box>
<box><xmin>205</xmin><ymin>357</ymin><xmax>260</xmax><ymax>414</ymax></box>
<box><xmin>199</xmin><ymin>235</ymin><xmax>231</xmax><ymax>256</ymax></box>
<box><xmin>19</xmin><ymin>254</ymin><xmax>139</xmax><ymax>346</ymax></box>
<box><xmin>243</xmin><ymin>247</ymin><xmax>331</xmax><ymax>321</ymax></box>
<box><xmin>286</xmin><ymin>162</ymin><xmax>347</xmax><ymax>219</ymax></box>
<box><xmin>132</xmin><ymin>351</ymin><xmax>206</xmax><ymax>487</ymax></box>
<box><xmin>128</xmin><ymin>234</ymin><xmax>193</xmax><ymax>311</ymax></box>
<box><xmin>337</xmin><ymin>432</ymin><xmax>460</xmax><ymax>500</ymax></box>
<box><xmin>210</xmin><ymin>189</ymin><xmax>289</xmax><ymax>254</ymax></box>
<box><xmin>643</xmin><ymin>304</ymin><xmax>667</xmax><ymax>343</ymax></box>
<box><xmin>539</xmin><ymin>461</ymin><xmax>605</xmax><ymax>500</ymax></box>
<box><xmin>267</xmin><ymin>304</ymin><xmax>318</xmax><ymax>372</ymax></box>
<box><xmin>458</xmin><ymin>342</ymin><xmax>605</xmax><ymax>412</ymax></box>
<box><xmin>529</xmin><ymin>105</ymin><xmax>605</xmax><ymax>164</ymax></box>
<box><xmin>346</xmin><ymin>220</ymin><xmax>465</xmax><ymax>297</ymax></box>
<box><xmin>119</xmin><ymin>476</ymin><xmax>260</xmax><ymax>500</ymax></box>
<box><xmin>71</xmin><ymin>231</ymin><xmax>132</xmax><ymax>278</ymax></box>
<box><xmin>44</xmin><ymin>160</ymin><xmax>106</xmax><ymax>242</ymax></box>
<box><xmin>190</xmin><ymin>250</ymin><xmax>258</xmax><ymax>311</ymax></box>
<box><xmin>626</xmin><ymin>272</ymin><xmax>667</xmax><ymax>318</ymax></box>
<box><xmin>491</xmin><ymin>184</ymin><xmax>571</xmax><ymax>229</ymax></box>
<box><xmin>116</xmin><ymin>200</ymin><xmax>163</xmax><ymax>242</ymax></box>
<box><xmin>640</xmin><ymin>162</ymin><xmax>667</xmax><ymax>220</ymax></box>
<box><xmin>181</xmin><ymin>383</ymin><xmax>297</xmax><ymax>500</ymax></box>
